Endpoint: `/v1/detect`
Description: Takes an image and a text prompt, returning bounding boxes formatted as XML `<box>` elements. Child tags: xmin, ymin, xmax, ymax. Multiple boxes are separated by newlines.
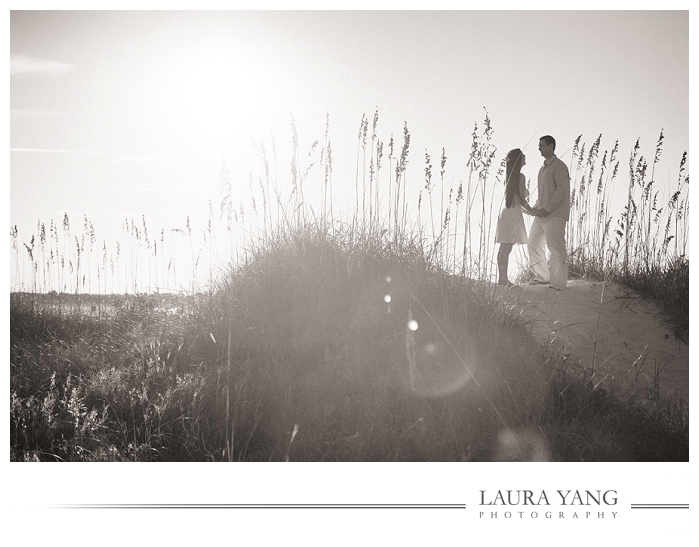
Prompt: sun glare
<box><xmin>168</xmin><ymin>49</ymin><xmax>273</xmax><ymax>150</ymax></box>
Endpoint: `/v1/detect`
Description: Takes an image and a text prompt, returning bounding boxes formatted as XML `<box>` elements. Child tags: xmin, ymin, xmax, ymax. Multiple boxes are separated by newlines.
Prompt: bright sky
<box><xmin>9</xmin><ymin>9</ymin><xmax>690</xmax><ymax>292</ymax></box>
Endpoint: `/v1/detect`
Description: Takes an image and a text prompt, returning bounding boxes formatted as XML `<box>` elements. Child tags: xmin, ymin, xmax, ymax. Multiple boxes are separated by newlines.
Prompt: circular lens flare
<box><xmin>404</xmin><ymin>337</ymin><xmax>472</xmax><ymax>398</ymax></box>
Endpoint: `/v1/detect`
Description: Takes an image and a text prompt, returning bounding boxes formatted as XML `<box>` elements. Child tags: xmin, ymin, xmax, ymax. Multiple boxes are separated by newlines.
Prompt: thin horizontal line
<box><xmin>48</xmin><ymin>503</ymin><xmax>466</xmax><ymax>510</ymax></box>
<box><xmin>631</xmin><ymin>503</ymin><xmax>689</xmax><ymax>507</ymax></box>
<box><xmin>631</xmin><ymin>505</ymin><xmax>688</xmax><ymax>509</ymax></box>
<box><xmin>10</xmin><ymin>148</ymin><xmax>108</xmax><ymax>155</ymax></box>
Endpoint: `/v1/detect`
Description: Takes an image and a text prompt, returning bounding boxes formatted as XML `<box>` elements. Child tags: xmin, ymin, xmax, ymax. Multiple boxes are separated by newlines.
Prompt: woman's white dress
<box><xmin>495</xmin><ymin>174</ymin><xmax>528</xmax><ymax>244</ymax></box>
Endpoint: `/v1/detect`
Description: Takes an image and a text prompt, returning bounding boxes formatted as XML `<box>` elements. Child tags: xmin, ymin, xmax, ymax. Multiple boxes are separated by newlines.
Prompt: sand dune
<box><xmin>495</xmin><ymin>279</ymin><xmax>689</xmax><ymax>407</ymax></box>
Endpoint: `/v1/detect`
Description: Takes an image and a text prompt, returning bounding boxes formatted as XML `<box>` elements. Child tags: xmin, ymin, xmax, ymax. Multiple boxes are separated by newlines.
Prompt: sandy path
<box><xmin>494</xmin><ymin>279</ymin><xmax>689</xmax><ymax>407</ymax></box>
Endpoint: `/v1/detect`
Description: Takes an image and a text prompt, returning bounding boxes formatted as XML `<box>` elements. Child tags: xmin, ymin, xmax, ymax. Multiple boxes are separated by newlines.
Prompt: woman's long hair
<box><xmin>504</xmin><ymin>148</ymin><xmax>524</xmax><ymax>208</ymax></box>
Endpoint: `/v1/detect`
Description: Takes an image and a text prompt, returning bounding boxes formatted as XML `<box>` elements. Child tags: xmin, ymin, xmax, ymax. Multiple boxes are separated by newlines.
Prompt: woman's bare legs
<box><xmin>497</xmin><ymin>243</ymin><xmax>514</xmax><ymax>285</ymax></box>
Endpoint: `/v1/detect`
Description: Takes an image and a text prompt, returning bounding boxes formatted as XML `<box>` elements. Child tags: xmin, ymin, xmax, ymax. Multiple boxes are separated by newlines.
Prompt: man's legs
<box><xmin>527</xmin><ymin>217</ymin><xmax>549</xmax><ymax>282</ymax></box>
<box><xmin>542</xmin><ymin>217</ymin><xmax>568</xmax><ymax>290</ymax></box>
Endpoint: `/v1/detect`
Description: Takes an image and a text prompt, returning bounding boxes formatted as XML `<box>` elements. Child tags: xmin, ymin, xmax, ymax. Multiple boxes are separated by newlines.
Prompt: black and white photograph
<box><xmin>7</xmin><ymin>6</ymin><xmax>691</xmax><ymax>546</ymax></box>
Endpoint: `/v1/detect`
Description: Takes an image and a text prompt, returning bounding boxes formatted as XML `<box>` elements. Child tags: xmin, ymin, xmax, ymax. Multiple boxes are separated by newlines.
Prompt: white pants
<box><xmin>527</xmin><ymin>216</ymin><xmax>568</xmax><ymax>290</ymax></box>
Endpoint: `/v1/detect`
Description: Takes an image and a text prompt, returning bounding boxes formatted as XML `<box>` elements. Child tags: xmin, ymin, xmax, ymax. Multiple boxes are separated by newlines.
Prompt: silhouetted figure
<box><xmin>495</xmin><ymin>148</ymin><xmax>531</xmax><ymax>285</ymax></box>
<box><xmin>527</xmin><ymin>135</ymin><xmax>571</xmax><ymax>290</ymax></box>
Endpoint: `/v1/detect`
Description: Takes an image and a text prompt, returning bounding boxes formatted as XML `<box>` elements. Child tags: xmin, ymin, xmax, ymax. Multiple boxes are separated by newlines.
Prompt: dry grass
<box><xmin>10</xmin><ymin>112</ymin><xmax>689</xmax><ymax>461</ymax></box>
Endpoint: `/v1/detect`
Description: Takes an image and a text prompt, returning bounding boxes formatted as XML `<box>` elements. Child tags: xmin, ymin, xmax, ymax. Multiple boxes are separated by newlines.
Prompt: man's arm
<box><xmin>540</xmin><ymin>161</ymin><xmax>570</xmax><ymax>215</ymax></box>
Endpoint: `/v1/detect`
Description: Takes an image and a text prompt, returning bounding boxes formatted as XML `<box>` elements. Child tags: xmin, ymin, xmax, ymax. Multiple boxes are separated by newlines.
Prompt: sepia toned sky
<box><xmin>9</xmin><ymin>9</ymin><xmax>690</xmax><ymax>289</ymax></box>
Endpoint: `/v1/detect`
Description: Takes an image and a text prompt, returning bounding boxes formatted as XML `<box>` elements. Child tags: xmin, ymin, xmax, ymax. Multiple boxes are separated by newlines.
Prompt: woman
<box><xmin>495</xmin><ymin>148</ymin><xmax>532</xmax><ymax>285</ymax></box>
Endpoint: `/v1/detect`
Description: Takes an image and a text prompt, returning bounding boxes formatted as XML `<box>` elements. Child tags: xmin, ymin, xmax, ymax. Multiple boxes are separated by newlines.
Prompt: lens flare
<box><xmin>168</xmin><ymin>48</ymin><xmax>273</xmax><ymax>150</ymax></box>
<box><xmin>403</xmin><ymin>336</ymin><xmax>472</xmax><ymax>398</ymax></box>
<box><xmin>495</xmin><ymin>429</ymin><xmax>551</xmax><ymax>462</ymax></box>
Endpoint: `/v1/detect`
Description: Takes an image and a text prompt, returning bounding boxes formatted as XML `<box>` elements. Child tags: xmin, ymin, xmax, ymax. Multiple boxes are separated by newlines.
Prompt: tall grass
<box><xmin>566</xmin><ymin>130</ymin><xmax>689</xmax><ymax>338</ymax></box>
<box><xmin>10</xmin><ymin>111</ymin><xmax>689</xmax><ymax>461</ymax></box>
<box><xmin>11</xmin><ymin>117</ymin><xmax>689</xmax><ymax>302</ymax></box>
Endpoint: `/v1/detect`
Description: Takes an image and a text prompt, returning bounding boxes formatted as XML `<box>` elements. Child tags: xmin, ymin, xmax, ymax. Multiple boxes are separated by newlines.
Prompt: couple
<box><xmin>495</xmin><ymin>135</ymin><xmax>570</xmax><ymax>290</ymax></box>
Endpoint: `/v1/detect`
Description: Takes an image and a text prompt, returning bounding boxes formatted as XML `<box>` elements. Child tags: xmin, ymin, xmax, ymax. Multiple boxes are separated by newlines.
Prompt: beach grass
<box><xmin>10</xmin><ymin>112</ymin><xmax>689</xmax><ymax>461</ymax></box>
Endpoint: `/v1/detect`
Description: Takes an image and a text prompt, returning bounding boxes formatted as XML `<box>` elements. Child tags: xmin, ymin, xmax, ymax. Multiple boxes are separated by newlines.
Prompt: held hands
<box><xmin>525</xmin><ymin>205</ymin><xmax>549</xmax><ymax>218</ymax></box>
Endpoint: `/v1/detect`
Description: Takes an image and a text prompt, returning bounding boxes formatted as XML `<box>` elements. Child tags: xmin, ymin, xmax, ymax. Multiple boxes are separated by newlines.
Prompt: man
<box><xmin>527</xmin><ymin>135</ymin><xmax>570</xmax><ymax>290</ymax></box>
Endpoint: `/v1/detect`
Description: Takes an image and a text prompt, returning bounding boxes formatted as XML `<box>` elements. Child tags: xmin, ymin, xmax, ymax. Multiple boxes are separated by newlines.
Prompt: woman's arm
<box><xmin>518</xmin><ymin>173</ymin><xmax>534</xmax><ymax>214</ymax></box>
<box><xmin>516</xmin><ymin>174</ymin><xmax>529</xmax><ymax>205</ymax></box>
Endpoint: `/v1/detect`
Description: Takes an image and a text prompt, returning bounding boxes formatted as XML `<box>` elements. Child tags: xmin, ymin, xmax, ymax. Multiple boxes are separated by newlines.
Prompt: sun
<box><xmin>168</xmin><ymin>48</ymin><xmax>273</xmax><ymax>151</ymax></box>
